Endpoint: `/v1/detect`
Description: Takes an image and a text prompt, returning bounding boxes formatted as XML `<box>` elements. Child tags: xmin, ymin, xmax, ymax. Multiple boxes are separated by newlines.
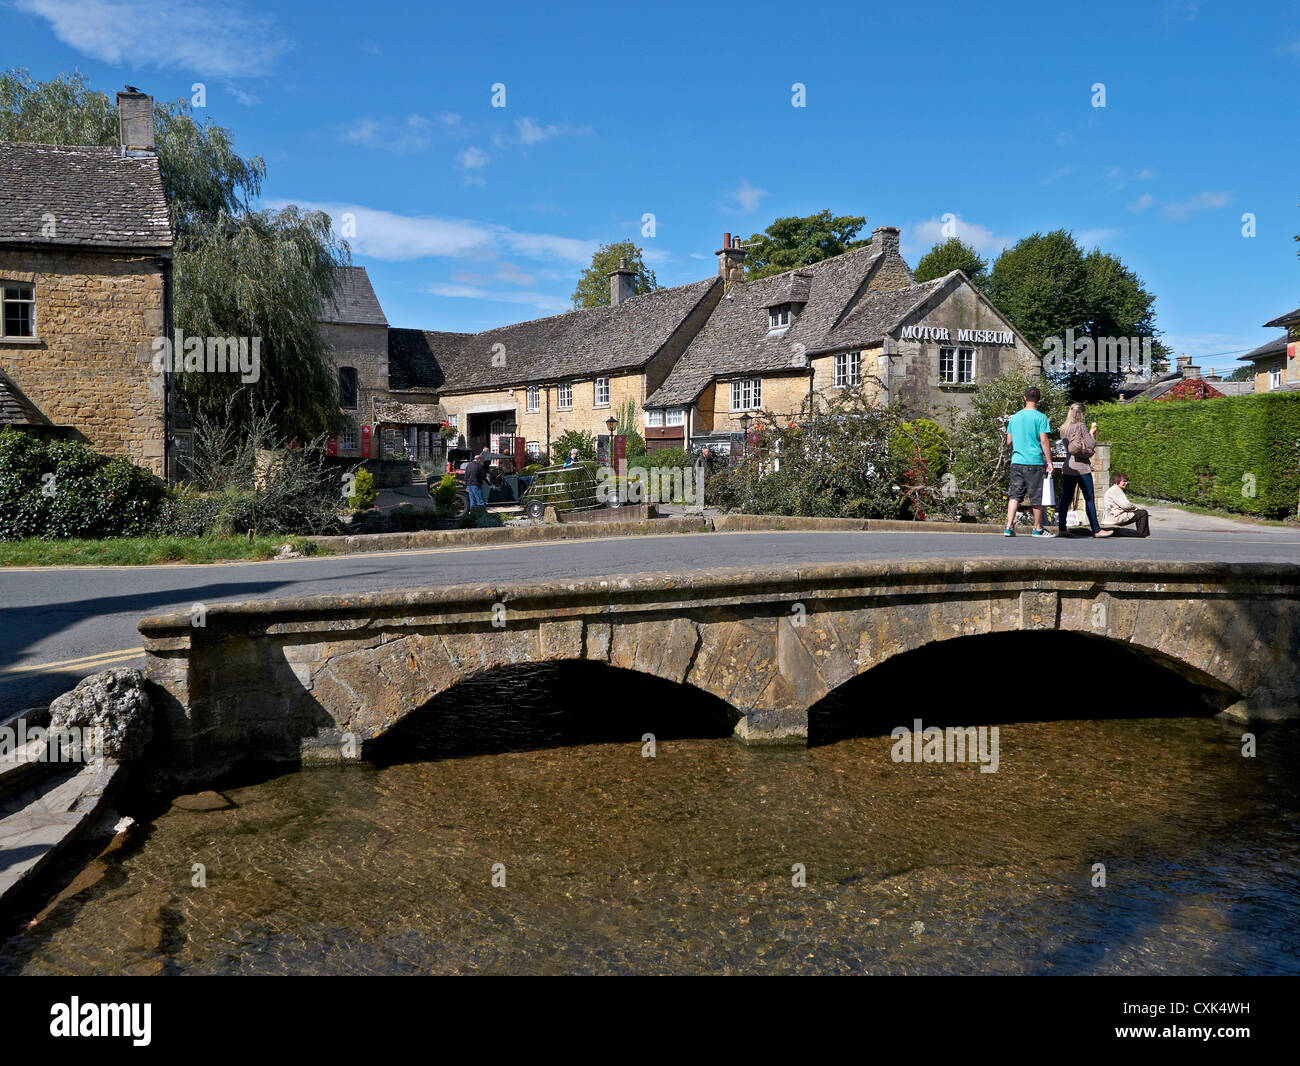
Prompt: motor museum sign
<box><xmin>899</xmin><ymin>325</ymin><xmax>1015</xmax><ymax>344</ymax></box>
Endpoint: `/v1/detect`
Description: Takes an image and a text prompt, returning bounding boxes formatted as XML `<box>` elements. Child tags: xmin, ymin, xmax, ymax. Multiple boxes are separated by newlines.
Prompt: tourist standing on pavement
<box><xmin>464</xmin><ymin>449</ymin><xmax>487</xmax><ymax>511</ymax></box>
<box><xmin>1057</xmin><ymin>403</ymin><xmax>1112</xmax><ymax>538</ymax></box>
<box><xmin>1102</xmin><ymin>473</ymin><xmax>1151</xmax><ymax>537</ymax></box>
<box><xmin>1003</xmin><ymin>386</ymin><xmax>1055</xmax><ymax>537</ymax></box>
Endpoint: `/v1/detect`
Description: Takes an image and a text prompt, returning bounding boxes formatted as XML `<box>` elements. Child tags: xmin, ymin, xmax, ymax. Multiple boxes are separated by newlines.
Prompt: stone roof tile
<box><xmin>320</xmin><ymin>265</ymin><xmax>387</xmax><ymax>326</ymax></box>
<box><xmin>0</xmin><ymin>142</ymin><xmax>172</xmax><ymax>251</ymax></box>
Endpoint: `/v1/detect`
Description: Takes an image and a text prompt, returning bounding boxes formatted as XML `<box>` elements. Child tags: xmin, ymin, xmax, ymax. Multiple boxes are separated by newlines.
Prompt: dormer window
<box><xmin>768</xmin><ymin>304</ymin><xmax>792</xmax><ymax>330</ymax></box>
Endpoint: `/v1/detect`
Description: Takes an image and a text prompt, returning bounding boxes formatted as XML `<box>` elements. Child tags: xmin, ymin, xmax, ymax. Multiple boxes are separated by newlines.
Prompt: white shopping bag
<box><xmin>1041</xmin><ymin>473</ymin><xmax>1056</xmax><ymax>507</ymax></box>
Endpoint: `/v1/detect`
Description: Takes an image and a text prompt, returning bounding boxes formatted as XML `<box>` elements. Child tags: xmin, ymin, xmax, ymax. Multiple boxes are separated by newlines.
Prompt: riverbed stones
<box><xmin>48</xmin><ymin>668</ymin><xmax>154</xmax><ymax>762</ymax></box>
<box><xmin>170</xmin><ymin>790</ymin><xmax>233</xmax><ymax>812</ymax></box>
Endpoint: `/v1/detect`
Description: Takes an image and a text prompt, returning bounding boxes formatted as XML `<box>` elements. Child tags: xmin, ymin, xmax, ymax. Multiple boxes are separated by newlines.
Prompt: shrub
<box><xmin>641</xmin><ymin>445</ymin><xmax>690</xmax><ymax>471</ymax></box>
<box><xmin>1094</xmin><ymin>392</ymin><xmax>1300</xmax><ymax>518</ymax></box>
<box><xmin>430</xmin><ymin>472</ymin><xmax>460</xmax><ymax>515</ymax></box>
<box><xmin>550</xmin><ymin>429</ymin><xmax>596</xmax><ymax>464</ymax></box>
<box><xmin>390</xmin><ymin>504</ymin><xmax>441</xmax><ymax>530</ymax></box>
<box><xmin>0</xmin><ymin>431</ymin><xmax>163</xmax><ymax>540</ymax></box>
<box><xmin>153</xmin><ymin>488</ymin><xmax>221</xmax><ymax>537</ymax></box>
<box><xmin>522</xmin><ymin>463</ymin><xmax>542</xmax><ymax>476</ymax></box>
<box><xmin>890</xmin><ymin>419</ymin><xmax>950</xmax><ymax>480</ymax></box>
<box><xmin>347</xmin><ymin>467</ymin><xmax>377</xmax><ymax>510</ymax></box>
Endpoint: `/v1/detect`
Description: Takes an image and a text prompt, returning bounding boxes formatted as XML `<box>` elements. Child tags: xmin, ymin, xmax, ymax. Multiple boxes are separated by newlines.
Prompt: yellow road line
<box><xmin>0</xmin><ymin>647</ymin><xmax>144</xmax><ymax>675</ymax></box>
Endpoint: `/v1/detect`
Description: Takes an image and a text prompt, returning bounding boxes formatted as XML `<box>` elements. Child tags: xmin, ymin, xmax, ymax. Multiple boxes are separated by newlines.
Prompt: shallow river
<box><xmin>2</xmin><ymin>659</ymin><xmax>1298</xmax><ymax>976</ymax></box>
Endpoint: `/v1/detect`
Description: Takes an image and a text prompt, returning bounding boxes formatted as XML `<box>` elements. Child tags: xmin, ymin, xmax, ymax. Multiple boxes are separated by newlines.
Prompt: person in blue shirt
<box><xmin>1003</xmin><ymin>386</ymin><xmax>1055</xmax><ymax>537</ymax></box>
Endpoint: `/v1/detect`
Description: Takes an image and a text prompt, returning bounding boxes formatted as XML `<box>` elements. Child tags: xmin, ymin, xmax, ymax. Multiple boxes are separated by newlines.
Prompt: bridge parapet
<box><xmin>137</xmin><ymin>559</ymin><xmax>1300</xmax><ymax>778</ymax></box>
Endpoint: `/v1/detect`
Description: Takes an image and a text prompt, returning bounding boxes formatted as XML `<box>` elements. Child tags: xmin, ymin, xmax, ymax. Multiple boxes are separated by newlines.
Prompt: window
<box><xmin>730</xmin><ymin>378</ymin><xmax>762</xmax><ymax>411</ymax></box>
<box><xmin>835</xmin><ymin>351</ymin><xmax>861</xmax><ymax>387</ymax></box>
<box><xmin>1</xmin><ymin>283</ymin><xmax>35</xmax><ymax>338</ymax></box>
<box><xmin>557</xmin><ymin>382</ymin><xmax>573</xmax><ymax>409</ymax></box>
<box><xmin>645</xmin><ymin>409</ymin><xmax>663</xmax><ymax>427</ymax></box>
<box><xmin>448</xmin><ymin>414</ymin><xmax>458</xmax><ymax>429</ymax></box>
<box><xmin>1269</xmin><ymin>364</ymin><xmax>1284</xmax><ymax>390</ymax></box>
<box><xmin>338</xmin><ymin>367</ymin><xmax>358</xmax><ymax>409</ymax></box>
<box><xmin>339</xmin><ymin>421</ymin><xmax>358</xmax><ymax>450</ymax></box>
<box><xmin>490</xmin><ymin>418</ymin><xmax>506</xmax><ymax>437</ymax></box>
<box><xmin>665</xmin><ymin>408</ymin><xmax>685</xmax><ymax>427</ymax></box>
<box><xmin>939</xmin><ymin>347</ymin><xmax>975</xmax><ymax>384</ymax></box>
<box><xmin>768</xmin><ymin>304</ymin><xmax>791</xmax><ymax>330</ymax></box>
<box><xmin>526</xmin><ymin>385</ymin><xmax>540</xmax><ymax>412</ymax></box>
<box><xmin>594</xmin><ymin>377</ymin><xmax>610</xmax><ymax>406</ymax></box>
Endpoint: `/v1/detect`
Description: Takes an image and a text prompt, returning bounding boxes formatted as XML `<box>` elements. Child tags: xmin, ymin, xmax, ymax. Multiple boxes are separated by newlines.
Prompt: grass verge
<box><xmin>0</xmin><ymin>535</ymin><xmax>327</xmax><ymax>566</ymax></box>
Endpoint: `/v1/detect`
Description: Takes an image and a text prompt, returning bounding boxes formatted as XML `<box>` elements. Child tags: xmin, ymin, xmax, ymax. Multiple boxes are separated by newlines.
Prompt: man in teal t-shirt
<box><xmin>1003</xmin><ymin>386</ymin><xmax>1054</xmax><ymax>537</ymax></box>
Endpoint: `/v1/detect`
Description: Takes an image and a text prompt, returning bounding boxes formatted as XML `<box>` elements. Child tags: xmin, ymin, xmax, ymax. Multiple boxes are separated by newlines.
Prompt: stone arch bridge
<box><xmin>138</xmin><ymin>560</ymin><xmax>1300</xmax><ymax>776</ymax></box>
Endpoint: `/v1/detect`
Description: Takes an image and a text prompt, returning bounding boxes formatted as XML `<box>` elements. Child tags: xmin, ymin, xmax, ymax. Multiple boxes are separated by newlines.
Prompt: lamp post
<box><xmin>739</xmin><ymin>411</ymin><xmax>751</xmax><ymax>460</ymax></box>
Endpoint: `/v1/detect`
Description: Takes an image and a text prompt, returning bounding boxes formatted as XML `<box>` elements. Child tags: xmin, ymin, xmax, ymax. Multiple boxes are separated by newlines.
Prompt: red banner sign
<box><xmin>326</xmin><ymin>438</ymin><xmax>338</xmax><ymax>457</ymax></box>
<box><xmin>613</xmin><ymin>434</ymin><xmax>626</xmax><ymax>482</ymax></box>
<box><xmin>360</xmin><ymin>424</ymin><xmax>372</xmax><ymax>459</ymax></box>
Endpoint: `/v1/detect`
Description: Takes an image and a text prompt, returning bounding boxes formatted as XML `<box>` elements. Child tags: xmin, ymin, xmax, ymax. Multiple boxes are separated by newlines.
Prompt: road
<box><xmin>2</xmin><ymin>509</ymin><xmax>1297</xmax><ymax>714</ymax></box>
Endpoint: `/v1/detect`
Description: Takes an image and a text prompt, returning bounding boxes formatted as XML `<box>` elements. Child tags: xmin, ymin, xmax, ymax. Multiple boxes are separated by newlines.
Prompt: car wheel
<box><xmin>453</xmin><ymin>491</ymin><xmax>470</xmax><ymax>518</ymax></box>
<box><xmin>525</xmin><ymin>499</ymin><xmax>546</xmax><ymax>520</ymax></box>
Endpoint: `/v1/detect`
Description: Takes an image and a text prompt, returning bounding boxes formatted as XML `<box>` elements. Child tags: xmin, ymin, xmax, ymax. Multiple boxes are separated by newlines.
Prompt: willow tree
<box><xmin>0</xmin><ymin>69</ymin><xmax>346</xmax><ymax>439</ymax></box>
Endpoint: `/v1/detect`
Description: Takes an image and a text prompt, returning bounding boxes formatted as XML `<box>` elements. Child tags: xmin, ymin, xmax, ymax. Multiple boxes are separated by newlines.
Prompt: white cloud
<box><xmin>493</xmin><ymin>118</ymin><xmax>593</xmax><ymax>149</ymax></box>
<box><xmin>281</xmin><ymin>201</ymin><xmax>599</xmax><ymax>265</ymax></box>
<box><xmin>1138</xmin><ymin>168</ymin><xmax>1155</xmax><ymax>180</ymax></box>
<box><xmin>1075</xmin><ymin>227</ymin><xmax>1119</xmax><ymax>247</ymax></box>
<box><xmin>1163</xmin><ymin>190</ymin><xmax>1232</xmax><ymax>219</ymax></box>
<box><xmin>493</xmin><ymin>262</ymin><xmax>536</xmax><ymax>285</ymax></box>
<box><xmin>903</xmin><ymin>216</ymin><xmax>1016</xmax><ymax>257</ymax></box>
<box><xmin>15</xmin><ymin>0</ymin><xmax>291</xmax><ymax>78</ymax></box>
<box><xmin>1043</xmin><ymin>164</ymin><xmax>1075</xmax><ymax>185</ymax></box>
<box><xmin>458</xmin><ymin>146</ymin><xmax>489</xmax><ymax>170</ymax></box>
<box><xmin>726</xmin><ymin>179</ymin><xmax>768</xmax><ymax>214</ymax></box>
<box><xmin>346</xmin><ymin>114</ymin><xmax>457</xmax><ymax>155</ymax></box>
<box><xmin>426</xmin><ymin>283</ymin><xmax>569</xmax><ymax>314</ymax></box>
<box><xmin>1129</xmin><ymin>193</ymin><xmax>1156</xmax><ymax>212</ymax></box>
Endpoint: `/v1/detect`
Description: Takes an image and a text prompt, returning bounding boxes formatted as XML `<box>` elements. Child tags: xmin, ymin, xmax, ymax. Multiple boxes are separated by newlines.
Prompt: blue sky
<box><xmin>5</xmin><ymin>0</ymin><xmax>1299</xmax><ymax>372</ymax></box>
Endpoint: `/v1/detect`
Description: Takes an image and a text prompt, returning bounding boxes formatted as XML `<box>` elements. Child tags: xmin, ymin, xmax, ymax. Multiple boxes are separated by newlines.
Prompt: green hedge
<box><xmin>1093</xmin><ymin>393</ymin><xmax>1300</xmax><ymax>518</ymax></box>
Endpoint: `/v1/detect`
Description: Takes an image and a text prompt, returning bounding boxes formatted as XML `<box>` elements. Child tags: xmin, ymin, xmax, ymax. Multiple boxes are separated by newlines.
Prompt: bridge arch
<box><xmin>138</xmin><ymin>559</ymin><xmax>1300</xmax><ymax>777</ymax></box>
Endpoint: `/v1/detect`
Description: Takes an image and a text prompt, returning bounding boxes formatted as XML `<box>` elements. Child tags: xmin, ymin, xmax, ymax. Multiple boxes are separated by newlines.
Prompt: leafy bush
<box><xmin>347</xmin><ymin>467</ymin><xmax>377</xmax><ymax>510</ymax></box>
<box><xmin>390</xmin><ymin>504</ymin><xmax>441</xmax><ymax>530</ymax></box>
<box><xmin>153</xmin><ymin>488</ymin><xmax>222</xmax><ymax>537</ymax></box>
<box><xmin>1094</xmin><ymin>392</ymin><xmax>1300</xmax><ymax>518</ymax></box>
<box><xmin>430</xmin><ymin>472</ymin><xmax>460</xmax><ymax>515</ymax></box>
<box><xmin>550</xmin><ymin>429</ymin><xmax>596</xmax><ymax>463</ymax></box>
<box><xmin>0</xmin><ymin>431</ymin><xmax>164</xmax><ymax>540</ymax></box>
<box><xmin>890</xmin><ymin>419</ymin><xmax>950</xmax><ymax>480</ymax></box>
<box><xmin>522</xmin><ymin>463</ymin><xmax>542</xmax><ymax>476</ymax></box>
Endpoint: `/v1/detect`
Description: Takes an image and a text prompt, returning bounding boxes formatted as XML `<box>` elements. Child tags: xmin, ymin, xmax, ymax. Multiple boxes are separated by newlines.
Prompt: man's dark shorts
<box><xmin>1008</xmin><ymin>463</ymin><xmax>1045</xmax><ymax>503</ymax></box>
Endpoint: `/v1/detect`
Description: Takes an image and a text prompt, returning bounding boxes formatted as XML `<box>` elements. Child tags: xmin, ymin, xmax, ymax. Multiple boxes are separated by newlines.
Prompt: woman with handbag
<box><xmin>1057</xmin><ymin>403</ymin><xmax>1112</xmax><ymax>537</ymax></box>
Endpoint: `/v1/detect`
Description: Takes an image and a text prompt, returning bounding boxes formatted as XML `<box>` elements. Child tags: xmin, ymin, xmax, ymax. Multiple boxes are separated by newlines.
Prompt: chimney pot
<box><xmin>716</xmin><ymin>232</ymin><xmax>747</xmax><ymax>285</ymax></box>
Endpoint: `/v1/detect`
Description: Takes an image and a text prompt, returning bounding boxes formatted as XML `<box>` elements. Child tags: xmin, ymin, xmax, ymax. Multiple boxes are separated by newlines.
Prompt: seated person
<box><xmin>1101</xmin><ymin>473</ymin><xmax>1150</xmax><ymax>537</ymax></box>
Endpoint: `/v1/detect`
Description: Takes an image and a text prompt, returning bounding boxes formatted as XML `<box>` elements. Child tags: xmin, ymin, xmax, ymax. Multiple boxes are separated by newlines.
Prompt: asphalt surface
<box><xmin>2</xmin><ymin>512</ymin><xmax>1297</xmax><ymax>714</ymax></box>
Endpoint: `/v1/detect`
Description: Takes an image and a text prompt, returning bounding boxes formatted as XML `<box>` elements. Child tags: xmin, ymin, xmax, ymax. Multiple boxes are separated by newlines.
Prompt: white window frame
<box><xmin>1269</xmin><ymin>364</ymin><xmax>1283</xmax><ymax>390</ymax></box>
<box><xmin>730</xmin><ymin>378</ymin><xmax>762</xmax><ymax>412</ymax></box>
<box><xmin>835</xmin><ymin>351</ymin><xmax>861</xmax><ymax>387</ymax></box>
<box><xmin>645</xmin><ymin>408</ymin><xmax>664</xmax><ymax>427</ymax></box>
<box><xmin>526</xmin><ymin>385</ymin><xmax>540</xmax><ymax>412</ymax></box>
<box><xmin>768</xmin><ymin>304</ymin><xmax>791</xmax><ymax>330</ymax></box>
<box><xmin>665</xmin><ymin>407</ymin><xmax>685</xmax><ymax>427</ymax></box>
<box><xmin>339</xmin><ymin>421</ymin><xmax>358</xmax><ymax>450</ymax></box>
<box><xmin>939</xmin><ymin>347</ymin><xmax>975</xmax><ymax>384</ymax></box>
<box><xmin>0</xmin><ymin>282</ymin><xmax>35</xmax><ymax>339</ymax></box>
<box><xmin>557</xmin><ymin>382</ymin><xmax>573</xmax><ymax>410</ymax></box>
<box><xmin>594</xmin><ymin>377</ymin><xmax>610</xmax><ymax>407</ymax></box>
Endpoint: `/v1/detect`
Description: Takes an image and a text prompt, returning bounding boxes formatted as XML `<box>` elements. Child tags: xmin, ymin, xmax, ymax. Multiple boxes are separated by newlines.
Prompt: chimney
<box><xmin>608</xmin><ymin>256</ymin><xmax>635</xmax><ymax>306</ymax></box>
<box><xmin>871</xmin><ymin>226</ymin><xmax>901</xmax><ymax>257</ymax></box>
<box><xmin>1175</xmin><ymin>353</ymin><xmax>1201</xmax><ymax>379</ymax></box>
<box><xmin>116</xmin><ymin>88</ymin><xmax>155</xmax><ymax>155</ymax></box>
<box><xmin>716</xmin><ymin>232</ymin><xmax>746</xmax><ymax>288</ymax></box>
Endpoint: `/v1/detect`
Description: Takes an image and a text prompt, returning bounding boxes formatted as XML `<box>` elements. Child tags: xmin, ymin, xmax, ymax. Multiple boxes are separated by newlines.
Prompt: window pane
<box><xmin>338</xmin><ymin>367</ymin><xmax>358</xmax><ymax>408</ymax></box>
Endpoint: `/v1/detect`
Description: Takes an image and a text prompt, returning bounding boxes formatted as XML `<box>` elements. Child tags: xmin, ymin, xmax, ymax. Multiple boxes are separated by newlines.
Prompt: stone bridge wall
<box><xmin>137</xmin><ymin>560</ymin><xmax>1300</xmax><ymax>777</ymax></box>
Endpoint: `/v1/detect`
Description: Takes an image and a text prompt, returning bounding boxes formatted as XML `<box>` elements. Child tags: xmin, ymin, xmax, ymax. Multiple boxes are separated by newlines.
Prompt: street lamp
<box><xmin>605</xmin><ymin>416</ymin><xmax>618</xmax><ymax>436</ymax></box>
<box><xmin>739</xmin><ymin>411</ymin><xmax>751</xmax><ymax>459</ymax></box>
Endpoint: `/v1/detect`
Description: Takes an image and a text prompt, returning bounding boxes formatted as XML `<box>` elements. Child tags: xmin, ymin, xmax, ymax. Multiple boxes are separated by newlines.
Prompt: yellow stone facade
<box><xmin>0</xmin><ymin>248</ymin><xmax>168</xmax><ymax>475</ymax></box>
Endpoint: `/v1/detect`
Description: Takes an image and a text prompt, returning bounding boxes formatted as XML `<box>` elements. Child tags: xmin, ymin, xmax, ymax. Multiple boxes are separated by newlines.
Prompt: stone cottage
<box><xmin>1238</xmin><ymin>306</ymin><xmax>1300</xmax><ymax>394</ymax></box>
<box><xmin>645</xmin><ymin>227</ymin><xmax>1039</xmax><ymax>451</ymax></box>
<box><xmin>0</xmin><ymin>90</ymin><xmax>173</xmax><ymax>476</ymax></box>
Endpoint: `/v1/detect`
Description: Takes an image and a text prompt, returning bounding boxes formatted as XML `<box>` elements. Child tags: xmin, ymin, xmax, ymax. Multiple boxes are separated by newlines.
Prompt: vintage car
<box><xmin>436</xmin><ymin>449</ymin><xmax>534</xmax><ymax>516</ymax></box>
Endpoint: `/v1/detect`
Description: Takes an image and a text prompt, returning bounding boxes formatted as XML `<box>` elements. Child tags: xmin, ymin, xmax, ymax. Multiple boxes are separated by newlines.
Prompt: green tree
<box><xmin>1081</xmin><ymin>249</ymin><xmax>1169</xmax><ymax>371</ymax></box>
<box><xmin>987</xmin><ymin>230</ymin><xmax>1088</xmax><ymax>354</ymax></box>
<box><xmin>614</xmin><ymin>398</ymin><xmax>646</xmax><ymax>457</ymax></box>
<box><xmin>914</xmin><ymin>237</ymin><xmax>989</xmax><ymax>291</ymax></box>
<box><xmin>0</xmin><ymin>69</ymin><xmax>346</xmax><ymax>440</ymax></box>
<box><xmin>741</xmin><ymin>210</ymin><xmax>869</xmax><ymax>281</ymax></box>
<box><xmin>571</xmin><ymin>241</ymin><xmax>657</xmax><ymax>308</ymax></box>
<box><xmin>1226</xmin><ymin>364</ymin><xmax>1254</xmax><ymax>382</ymax></box>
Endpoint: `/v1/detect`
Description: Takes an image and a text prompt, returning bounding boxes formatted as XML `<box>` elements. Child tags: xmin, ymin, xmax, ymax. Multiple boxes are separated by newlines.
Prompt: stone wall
<box><xmin>138</xmin><ymin>558</ymin><xmax>1300</xmax><ymax>778</ymax></box>
<box><xmin>320</xmin><ymin>321</ymin><xmax>388</xmax><ymax>457</ymax></box>
<box><xmin>0</xmin><ymin>248</ymin><xmax>167</xmax><ymax>475</ymax></box>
